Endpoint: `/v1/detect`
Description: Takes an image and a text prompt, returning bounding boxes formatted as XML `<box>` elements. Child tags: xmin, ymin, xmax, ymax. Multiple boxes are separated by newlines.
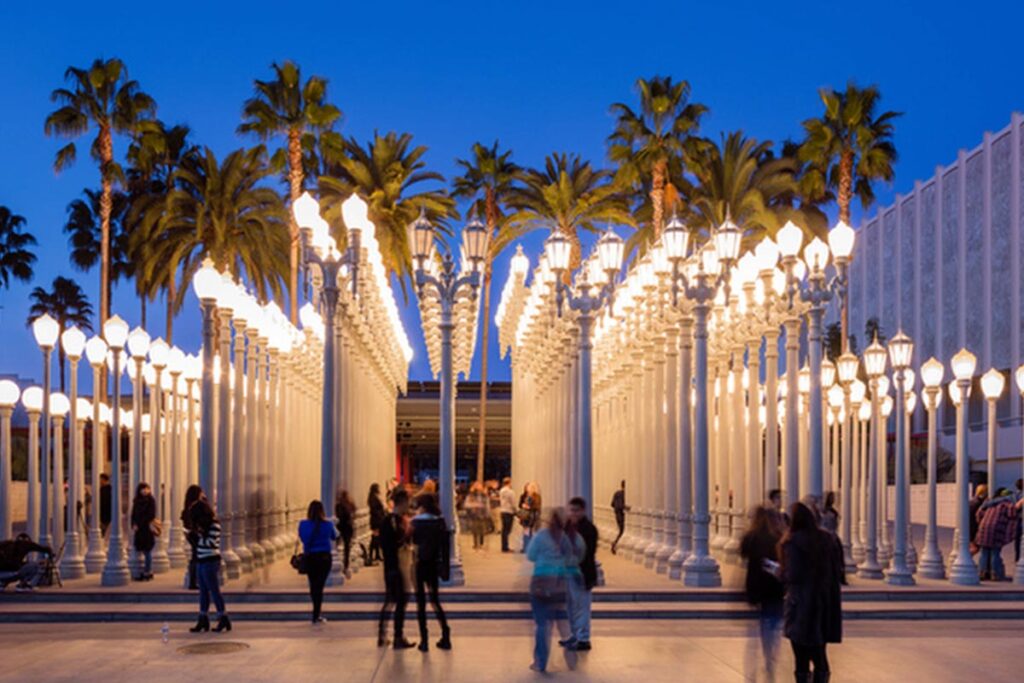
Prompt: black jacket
<box><xmin>411</xmin><ymin>513</ymin><xmax>450</xmax><ymax>580</ymax></box>
<box><xmin>335</xmin><ymin>500</ymin><xmax>355</xmax><ymax>538</ymax></box>
<box><xmin>378</xmin><ymin>512</ymin><xmax>407</xmax><ymax>573</ymax></box>
<box><xmin>368</xmin><ymin>496</ymin><xmax>386</xmax><ymax>532</ymax></box>
<box><xmin>130</xmin><ymin>495</ymin><xmax>157</xmax><ymax>553</ymax></box>
<box><xmin>576</xmin><ymin>517</ymin><xmax>599</xmax><ymax>590</ymax></box>
<box><xmin>100</xmin><ymin>484</ymin><xmax>112</xmax><ymax>525</ymax></box>
<box><xmin>0</xmin><ymin>539</ymin><xmax>51</xmax><ymax>571</ymax></box>
<box><xmin>781</xmin><ymin>529</ymin><xmax>843</xmax><ymax>646</ymax></box>
<box><xmin>740</xmin><ymin>528</ymin><xmax>784</xmax><ymax>607</ymax></box>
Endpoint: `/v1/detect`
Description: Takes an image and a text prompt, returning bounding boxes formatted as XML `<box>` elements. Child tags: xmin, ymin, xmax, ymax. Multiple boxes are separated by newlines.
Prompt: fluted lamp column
<box><xmin>857</xmin><ymin>338</ymin><xmax>887</xmax><ymax>579</ymax></box>
<box><xmin>84</xmin><ymin>337</ymin><xmax>108</xmax><ymax>572</ymax></box>
<box><xmin>885</xmin><ymin>331</ymin><xmax>914</xmax><ymax>585</ymax></box>
<box><xmin>31</xmin><ymin>313</ymin><xmax>59</xmax><ymax>549</ymax></box>
<box><xmin>59</xmin><ymin>326</ymin><xmax>87</xmax><ymax>578</ymax></box>
<box><xmin>1014</xmin><ymin>364</ymin><xmax>1024</xmax><ymax>584</ymax></box>
<box><xmin>948</xmin><ymin>349</ymin><xmax>980</xmax><ymax>585</ymax></box>
<box><xmin>101</xmin><ymin>315</ymin><xmax>132</xmax><ymax>587</ymax></box>
<box><xmin>0</xmin><ymin>381</ymin><xmax>20</xmax><ymax>540</ymax></box>
<box><xmin>918</xmin><ymin>358</ymin><xmax>946</xmax><ymax>579</ymax></box>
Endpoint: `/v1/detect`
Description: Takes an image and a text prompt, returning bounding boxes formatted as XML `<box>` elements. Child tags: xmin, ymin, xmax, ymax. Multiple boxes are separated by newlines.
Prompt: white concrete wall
<box><xmin>885</xmin><ymin>483</ymin><xmax>957</xmax><ymax>528</ymax></box>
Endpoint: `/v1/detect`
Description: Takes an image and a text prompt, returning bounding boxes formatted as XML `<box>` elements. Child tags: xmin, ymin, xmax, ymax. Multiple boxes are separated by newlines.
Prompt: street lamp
<box><xmin>192</xmin><ymin>258</ymin><xmax>220</xmax><ymax>497</ymax></box>
<box><xmin>84</xmin><ymin>336</ymin><xmax>107</xmax><ymax>572</ymax></box>
<box><xmin>980</xmin><ymin>368</ymin><xmax>1005</xmax><ymax>496</ymax></box>
<box><xmin>948</xmin><ymin>348</ymin><xmax>979</xmax><ymax>585</ymax></box>
<box><xmin>21</xmin><ymin>387</ymin><xmax>42</xmax><ymax>541</ymax></box>
<box><xmin>31</xmin><ymin>313</ymin><xmax>59</xmax><ymax>548</ymax></box>
<box><xmin>918</xmin><ymin>357</ymin><xmax>945</xmax><ymax>579</ymax></box>
<box><xmin>49</xmin><ymin>392</ymin><xmax>70</xmax><ymax>557</ymax></box>
<box><xmin>101</xmin><ymin>314</ymin><xmax>131</xmax><ymax>586</ymax></box>
<box><xmin>544</xmin><ymin>227</ymin><xmax>623</xmax><ymax>506</ymax></box>
<box><xmin>858</xmin><ymin>337</ymin><xmax>887</xmax><ymax>579</ymax></box>
<box><xmin>836</xmin><ymin>351</ymin><xmax>859</xmax><ymax>571</ymax></box>
<box><xmin>1015</xmin><ymin>363</ymin><xmax>1024</xmax><ymax>584</ymax></box>
<box><xmin>60</xmin><ymin>326</ymin><xmax>87</xmax><ymax>578</ymax></box>
<box><xmin>885</xmin><ymin>331</ymin><xmax>914</xmax><ymax>585</ymax></box>
<box><xmin>0</xmin><ymin>380</ymin><xmax>19</xmax><ymax>540</ymax></box>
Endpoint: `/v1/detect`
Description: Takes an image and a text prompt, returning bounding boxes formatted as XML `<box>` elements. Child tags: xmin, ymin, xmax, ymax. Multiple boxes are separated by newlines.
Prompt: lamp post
<box><xmin>60</xmin><ymin>326</ymin><xmax>87</xmax><ymax>578</ymax></box>
<box><xmin>849</xmin><ymin>379</ymin><xmax>867</xmax><ymax>563</ymax></box>
<box><xmin>980</xmin><ymin>368</ymin><xmax>1005</xmax><ymax>495</ymax></box>
<box><xmin>49</xmin><ymin>392</ymin><xmax>70</xmax><ymax>556</ymax></box>
<box><xmin>858</xmin><ymin>338</ymin><xmax>887</xmax><ymax>579</ymax></box>
<box><xmin>0</xmin><ymin>380</ymin><xmax>19</xmax><ymax>540</ymax></box>
<box><xmin>192</xmin><ymin>259</ymin><xmax>220</xmax><ymax>497</ymax></box>
<box><xmin>885</xmin><ymin>331</ymin><xmax>914</xmax><ymax>585</ymax></box>
<box><xmin>666</xmin><ymin>216</ymin><xmax>740</xmax><ymax>587</ymax></box>
<box><xmin>836</xmin><ymin>352</ymin><xmax>859</xmax><ymax>572</ymax></box>
<box><xmin>918</xmin><ymin>357</ymin><xmax>946</xmax><ymax>579</ymax></box>
<box><xmin>776</xmin><ymin>221</ymin><xmax>854</xmax><ymax>501</ymax></box>
<box><xmin>543</xmin><ymin>228</ymin><xmax>624</xmax><ymax>507</ymax></box>
<box><xmin>147</xmin><ymin>337</ymin><xmax>171</xmax><ymax>574</ymax></box>
<box><xmin>410</xmin><ymin>213</ymin><xmax>486</xmax><ymax>586</ymax></box>
<box><xmin>21</xmin><ymin>387</ymin><xmax>42</xmax><ymax>541</ymax></box>
<box><xmin>1014</xmin><ymin>364</ymin><xmax>1024</xmax><ymax>584</ymax></box>
<box><xmin>84</xmin><ymin>336</ymin><xmax>107</xmax><ymax>571</ymax></box>
<box><xmin>126</xmin><ymin>328</ymin><xmax>150</xmax><ymax>529</ymax></box>
<box><xmin>101</xmin><ymin>314</ymin><xmax>131</xmax><ymax>586</ymax></box>
<box><xmin>948</xmin><ymin>348</ymin><xmax>980</xmax><ymax>585</ymax></box>
<box><xmin>166</xmin><ymin>346</ymin><xmax>187</xmax><ymax>568</ymax></box>
<box><xmin>32</xmin><ymin>313</ymin><xmax>59</xmax><ymax>548</ymax></box>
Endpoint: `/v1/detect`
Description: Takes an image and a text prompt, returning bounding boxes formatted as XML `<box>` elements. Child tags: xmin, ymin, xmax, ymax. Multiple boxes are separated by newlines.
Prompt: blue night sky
<box><xmin>0</xmin><ymin>0</ymin><xmax>1021</xmax><ymax>391</ymax></box>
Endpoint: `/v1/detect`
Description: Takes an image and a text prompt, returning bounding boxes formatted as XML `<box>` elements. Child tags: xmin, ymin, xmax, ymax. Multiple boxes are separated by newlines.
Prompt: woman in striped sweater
<box><xmin>187</xmin><ymin>500</ymin><xmax>230</xmax><ymax>633</ymax></box>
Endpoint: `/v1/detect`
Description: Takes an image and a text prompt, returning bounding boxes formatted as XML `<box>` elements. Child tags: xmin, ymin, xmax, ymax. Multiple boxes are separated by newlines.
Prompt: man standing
<box><xmin>99</xmin><ymin>473</ymin><xmax>112</xmax><ymax>536</ymax></box>
<box><xmin>564</xmin><ymin>497</ymin><xmax>598</xmax><ymax>651</ymax></box>
<box><xmin>499</xmin><ymin>477</ymin><xmax>516</xmax><ymax>553</ymax></box>
<box><xmin>378</xmin><ymin>489</ymin><xmax>415</xmax><ymax>649</ymax></box>
<box><xmin>610</xmin><ymin>480</ymin><xmax>628</xmax><ymax>555</ymax></box>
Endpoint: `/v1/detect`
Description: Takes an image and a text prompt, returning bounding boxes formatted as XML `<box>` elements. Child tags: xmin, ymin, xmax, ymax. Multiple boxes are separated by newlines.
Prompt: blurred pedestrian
<box><xmin>526</xmin><ymin>507</ymin><xmax>583</xmax><ymax>673</ymax></box>
<box><xmin>499</xmin><ymin>477</ymin><xmax>517</xmax><ymax>553</ymax></box>
<box><xmin>130</xmin><ymin>483</ymin><xmax>157</xmax><ymax>582</ymax></box>
<box><xmin>378</xmin><ymin>489</ymin><xmax>414</xmax><ymax>649</ymax></box>
<box><xmin>335</xmin><ymin>489</ymin><xmax>356</xmax><ymax>578</ymax></box>
<box><xmin>741</xmin><ymin>505</ymin><xmax>785</xmax><ymax>680</ymax></box>
<box><xmin>466</xmin><ymin>482</ymin><xmax>489</xmax><ymax>550</ymax></box>
<box><xmin>562</xmin><ymin>497</ymin><xmax>597</xmax><ymax>652</ymax></box>
<box><xmin>368</xmin><ymin>483</ymin><xmax>386</xmax><ymax>565</ymax></box>
<box><xmin>610</xmin><ymin>480</ymin><xmax>629</xmax><ymax>554</ymax></box>
<box><xmin>411</xmin><ymin>493</ymin><xmax>451</xmax><ymax>652</ymax></box>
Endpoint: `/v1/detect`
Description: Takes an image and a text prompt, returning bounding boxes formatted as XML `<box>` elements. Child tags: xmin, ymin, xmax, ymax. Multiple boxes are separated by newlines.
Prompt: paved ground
<box><xmin>1</xmin><ymin>619</ymin><xmax>1020</xmax><ymax>682</ymax></box>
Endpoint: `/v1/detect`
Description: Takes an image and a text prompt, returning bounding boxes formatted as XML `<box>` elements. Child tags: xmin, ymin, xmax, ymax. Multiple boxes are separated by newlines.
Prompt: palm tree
<box><xmin>125</xmin><ymin>121</ymin><xmax>197</xmax><ymax>338</ymax></box>
<box><xmin>452</xmin><ymin>141</ymin><xmax>521</xmax><ymax>483</ymax></box>
<box><xmin>508</xmin><ymin>153</ymin><xmax>634</xmax><ymax>271</ymax></box>
<box><xmin>688</xmin><ymin>132</ymin><xmax>826</xmax><ymax>249</ymax></box>
<box><xmin>608</xmin><ymin>76</ymin><xmax>707</xmax><ymax>241</ymax></box>
<box><xmin>239</xmin><ymin>61</ymin><xmax>342</xmax><ymax>324</ymax></box>
<box><xmin>131</xmin><ymin>146</ymin><xmax>290</xmax><ymax>317</ymax></box>
<box><xmin>0</xmin><ymin>207</ymin><xmax>37</xmax><ymax>290</ymax></box>
<box><xmin>44</xmin><ymin>58</ymin><xmax>157</xmax><ymax>329</ymax></box>
<box><xmin>63</xmin><ymin>188</ymin><xmax>133</xmax><ymax>310</ymax></box>
<box><xmin>317</xmin><ymin>131</ymin><xmax>457</xmax><ymax>286</ymax></box>
<box><xmin>798</xmin><ymin>82</ymin><xmax>900</xmax><ymax>347</ymax></box>
<box><xmin>27</xmin><ymin>277</ymin><xmax>93</xmax><ymax>392</ymax></box>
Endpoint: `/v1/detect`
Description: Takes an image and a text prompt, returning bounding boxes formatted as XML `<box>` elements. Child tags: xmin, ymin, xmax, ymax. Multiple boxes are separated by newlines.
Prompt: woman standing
<box><xmin>519</xmin><ymin>482</ymin><xmax>541</xmax><ymax>552</ymax></box>
<box><xmin>188</xmin><ymin>500</ymin><xmax>230</xmax><ymax>633</ymax></box>
<box><xmin>181</xmin><ymin>485</ymin><xmax>204</xmax><ymax>590</ymax></box>
<box><xmin>741</xmin><ymin>506</ymin><xmax>785</xmax><ymax>680</ymax></box>
<box><xmin>466</xmin><ymin>482</ymin><xmax>489</xmax><ymax>550</ymax></box>
<box><xmin>130</xmin><ymin>483</ymin><xmax>157</xmax><ymax>582</ymax></box>
<box><xmin>368</xmin><ymin>483</ymin><xmax>386</xmax><ymax>565</ymax></box>
<box><xmin>411</xmin><ymin>493</ymin><xmax>451</xmax><ymax>652</ymax></box>
<box><xmin>335</xmin><ymin>489</ymin><xmax>356</xmax><ymax>578</ymax></box>
<box><xmin>779</xmin><ymin>502</ymin><xmax>843</xmax><ymax>682</ymax></box>
<box><xmin>526</xmin><ymin>507</ymin><xmax>583</xmax><ymax>673</ymax></box>
<box><xmin>300</xmin><ymin>500</ymin><xmax>339</xmax><ymax>624</ymax></box>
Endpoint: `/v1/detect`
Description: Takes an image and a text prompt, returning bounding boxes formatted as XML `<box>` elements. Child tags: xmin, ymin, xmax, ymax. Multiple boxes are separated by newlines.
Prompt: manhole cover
<box><xmin>177</xmin><ymin>642</ymin><xmax>251</xmax><ymax>656</ymax></box>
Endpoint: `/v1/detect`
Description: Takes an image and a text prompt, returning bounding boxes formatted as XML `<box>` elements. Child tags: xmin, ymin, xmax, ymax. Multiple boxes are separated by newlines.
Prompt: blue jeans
<box><xmin>529</xmin><ymin>593</ymin><xmax>570</xmax><ymax>670</ymax></box>
<box><xmin>138</xmin><ymin>550</ymin><xmax>152</xmax><ymax>574</ymax></box>
<box><xmin>197</xmin><ymin>560</ymin><xmax>225</xmax><ymax>616</ymax></box>
<box><xmin>566</xmin><ymin>575</ymin><xmax>591</xmax><ymax>642</ymax></box>
<box><xmin>759</xmin><ymin>600</ymin><xmax>783</xmax><ymax>676</ymax></box>
<box><xmin>979</xmin><ymin>547</ymin><xmax>1005</xmax><ymax>578</ymax></box>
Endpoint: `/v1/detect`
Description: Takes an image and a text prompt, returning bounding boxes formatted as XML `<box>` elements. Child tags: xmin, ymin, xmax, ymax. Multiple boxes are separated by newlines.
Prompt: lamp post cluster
<box><xmin>407</xmin><ymin>213</ymin><xmax>489</xmax><ymax>586</ymax></box>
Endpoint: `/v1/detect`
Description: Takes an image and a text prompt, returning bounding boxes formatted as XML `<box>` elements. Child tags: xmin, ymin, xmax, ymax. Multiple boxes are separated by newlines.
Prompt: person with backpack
<box><xmin>299</xmin><ymin>499</ymin><xmax>339</xmax><ymax>624</ymax></box>
<box><xmin>410</xmin><ymin>493</ymin><xmax>452</xmax><ymax>652</ymax></box>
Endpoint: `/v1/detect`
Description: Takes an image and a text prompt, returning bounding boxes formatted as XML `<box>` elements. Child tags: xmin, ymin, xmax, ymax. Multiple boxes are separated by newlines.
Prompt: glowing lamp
<box><xmin>544</xmin><ymin>230</ymin><xmax>571</xmax><ymax>272</ymax></box>
<box><xmin>61</xmin><ymin>326</ymin><xmax>86</xmax><ymax>359</ymax></box>
<box><xmin>191</xmin><ymin>258</ymin><xmax>221</xmax><ymax>301</ymax></box>
<box><xmin>341</xmin><ymin>193</ymin><xmax>370</xmax><ymax>233</ymax></box>
<box><xmin>951</xmin><ymin>348</ymin><xmax>976</xmax><ymax>382</ymax></box>
<box><xmin>127</xmin><ymin>327</ymin><xmax>151</xmax><ymax>359</ymax></box>
<box><xmin>776</xmin><ymin>221</ymin><xmax>803</xmax><ymax>258</ymax></box>
<box><xmin>828</xmin><ymin>220</ymin><xmax>856</xmax><ymax>260</ymax></box>
<box><xmin>103</xmin><ymin>315</ymin><xmax>129</xmax><ymax>350</ymax></box>
<box><xmin>663</xmin><ymin>216</ymin><xmax>690</xmax><ymax>260</ymax></box>
<box><xmin>0</xmin><ymin>380</ymin><xmax>20</xmax><ymax>407</ymax></box>
<box><xmin>980</xmin><ymin>368</ymin><xmax>1005</xmax><ymax>401</ymax></box>
<box><xmin>32</xmin><ymin>314</ymin><xmax>59</xmax><ymax>349</ymax></box>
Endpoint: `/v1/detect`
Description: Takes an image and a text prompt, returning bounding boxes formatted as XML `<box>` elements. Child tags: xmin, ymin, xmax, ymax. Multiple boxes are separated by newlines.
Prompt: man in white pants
<box><xmin>562</xmin><ymin>497</ymin><xmax>597</xmax><ymax>651</ymax></box>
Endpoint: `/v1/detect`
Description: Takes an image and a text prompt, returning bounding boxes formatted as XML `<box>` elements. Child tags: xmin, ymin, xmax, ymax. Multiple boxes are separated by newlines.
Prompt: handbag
<box><xmin>290</xmin><ymin>540</ymin><xmax>307</xmax><ymax>575</ymax></box>
<box><xmin>149</xmin><ymin>519</ymin><xmax>162</xmax><ymax>537</ymax></box>
<box><xmin>529</xmin><ymin>575</ymin><xmax>566</xmax><ymax>603</ymax></box>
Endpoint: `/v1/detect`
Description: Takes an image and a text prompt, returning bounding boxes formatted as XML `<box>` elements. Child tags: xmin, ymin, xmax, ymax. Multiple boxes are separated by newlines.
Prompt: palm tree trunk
<box><xmin>140</xmin><ymin>296</ymin><xmax>147</xmax><ymax>329</ymax></box>
<box><xmin>59</xmin><ymin>347</ymin><xmax>66</xmax><ymax>394</ymax></box>
<box><xmin>476</xmin><ymin>263</ymin><xmax>492</xmax><ymax>484</ymax></box>
<box><xmin>98</xmin><ymin>126</ymin><xmax>114</xmax><ymax>404</ymax></box>
<box><xmin>287</xmin><ymin>129</ymin><xmax>304</xmax><ymax>327</ymax></box>
<box><xmin>650</xmin><ymin>160</ymin><xmax>667</xmax><ymax>239</ymax></box>
<box><xmin>838</xmin><ymin>149</ymin><xmax>853</xmax><ymax>351</ymax></box>
<box><xmin>166</xmin><ymin>277</ymin><xmax>176</xmax><ymax>344</ymax></box>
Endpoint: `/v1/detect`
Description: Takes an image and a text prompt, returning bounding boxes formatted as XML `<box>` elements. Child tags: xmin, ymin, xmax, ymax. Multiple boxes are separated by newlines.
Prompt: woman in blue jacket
<box><xmin>299</xmin><ymin>499</ymin><xmax>339</xmax><ymax>624</ymax></box>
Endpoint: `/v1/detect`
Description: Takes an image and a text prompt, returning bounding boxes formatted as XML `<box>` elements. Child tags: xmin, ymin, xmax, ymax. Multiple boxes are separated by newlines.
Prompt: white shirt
<box><xmin>499</xmin><ymin>486</ymin><xmax>517</xmax><ymax>514</ymax></box>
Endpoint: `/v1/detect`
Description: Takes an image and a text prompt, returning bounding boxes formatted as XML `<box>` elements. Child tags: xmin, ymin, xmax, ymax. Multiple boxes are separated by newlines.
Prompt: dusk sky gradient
<box><xmin>1</xmin><ymin>0</ymin><xmax>1021</xmax><ymax>394</ymax></box>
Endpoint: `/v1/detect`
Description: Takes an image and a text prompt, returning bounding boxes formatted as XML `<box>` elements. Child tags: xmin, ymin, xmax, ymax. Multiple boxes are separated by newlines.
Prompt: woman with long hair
<box><xmin>741</xmin><ymin>505</ymin><xmax>785</xmax><ymax>680</ymax></box>
<box><xmin>335</xmin><ymin>489</ymin><xmax>356</xmax><ymax>578</ymax></box>
<box><xmin>130</xmin><ymin>483</ymin><xmax>156</xmax><ymax>581</ymax></box>
<box><xmin>188</xmin><ymin>500</ymin><xmax>230</xmax><ymax>633</ymax></box>
<box><xmin>526</xmin><ymin>507</ymin><xmax>583</xmax><ymax>673</ymax></box>
<box><xmin>300</xmin><ymin>499</ymin><xmax>339</xmax><ymax>624</ymax></box>
<box><xmin>411</xmin><ymin>493</ymin><xmax>451</xmax><ymax>651</ymax></box>
<box><xmin>368</xmin><ymin>483</ymin><xmax>386</xmax><ymax>564</ymax></box>
<box><xmin>779</xmin><ymin>502</ymin><xmax>843</xmax><ymax>682</ymax></box>
<box><xmin>181</xmin><ymin>485</ymin><xmax>205</xmax><ymax>590</ymax></box>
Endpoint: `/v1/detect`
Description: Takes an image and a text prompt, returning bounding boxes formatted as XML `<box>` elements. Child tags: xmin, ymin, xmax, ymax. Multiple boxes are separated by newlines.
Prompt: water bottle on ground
<box><xmin>161</xmin><ymin>622</ymin><xmax>170</xmax><ymax>644</ymax></box>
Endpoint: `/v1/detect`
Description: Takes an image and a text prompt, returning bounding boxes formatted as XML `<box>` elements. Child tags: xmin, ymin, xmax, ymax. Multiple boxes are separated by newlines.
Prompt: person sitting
<box><xmin>976</xmin><ymin>488</ymin><xmax>1024</xmax><ymax>581</ymax></box>
<box><xmin>0</xmin><ymin>533</ymin><xmax>53</xmax><ymax>592</ymax></box>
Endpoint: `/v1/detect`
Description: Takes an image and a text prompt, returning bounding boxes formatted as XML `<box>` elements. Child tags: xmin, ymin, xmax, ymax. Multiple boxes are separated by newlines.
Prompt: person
<box><xmin>968</xmin><ymin>484</ymin><xmax>989</xmax><ymax>555</ymax></box>
<box><xmin>367</xmin><ymin>483</ymin><xmax>386</xmax><ymax>565</ymax></box>
<box><xmin>466</xmin><ymin>482</ymin><xmax>489</xmax><ymax>550</ymax></box>
<box><xmin>0</xmin><ymin>533</ymin><xmax>52</xmax><ymax>591</ymax></box>
<box><xmin>378</xmin><ymin>488</ymin><xmax>414</xmax><ymax>649</ymax></box>
<box><xmin>741</xmin><ymin>505</ymin><xmax>786</xmax><ymax>681</ymax></box>
<box><xmin>975</xmin><ymin>488</ymin><xmax>1023</xmax><ymax>581</ymax></box>
<box><xmin>130</xmin><ymin>483</ymin><xmax>157</xmax><ymax>582</ymax></box>
<box><xmin>420</xmin><ymin>478</ymin><xmax>437</xmax><ymax>495</ymax></box>
<box><xmin>526</xmin><ymin>507</ymin><xmax>583</xmax><ymax>673</ymax></box>
<box><xmin>486</xmin><ymin>480</ymin><xmax>500</xmax><ymax>536</ymax></box>
<box><xmin>562</xmin><ymin>497</ymin><xmax>597</xmax><ymax>652</ymax></box>
<box><xmin>1015</xmin><ymin>479</ymin><xmax>1024</xmax><ymax>564</ymax></box>
<box><xmin>410</xmin><ymin>493</ymin><xmax>452</xmax><ymax>652</ymax></box>
<box><xmin>768</xmin><ymin>489</ymin><xmax>790</xmax><ymax>529</ymax></box>
<box><xmin>499</xmin><ymin>477</ymin><xmax>517</xmax><ymax>553</ymax></box>
<box><xmin>779</xmin><ymin>502</ymin><xmax>843</xmax><ymax>683</ymax></box>
<box><xmin>181</xmin><ymin>485</ymin><xmax>205</xmax><ymax>590</ymax></box>
<box><xmin>187</xmin><ymin>500</ymin><xmax>230</xmax><ymax>633</ymax></box>
<box><xmin>335</xmin><ymin>489</ymin><xmax>356</xmax><ymax>578</ymax></box>
<box><xmin>821</xmin><ymin>492</ymin><xmax>839</xmax><ymax>535</ymax></box>
<box><xmin>610</xmin><ymin>480</ymin><xmax>629</xmax><ymax>554</ymax></box>
<box><xmin>99</xmin><ymin>473</ymin><xmax>112</xmax><ymax>536</ymax></box>
<box><xmin>519</xmin><ymin>482</ymin><xmax>541</xmax><ymax>552</ymax></box>
<box><xmin>300</xmin><ymin>499</ymin><xmax>339</xmax><ymax>624</ymax></box>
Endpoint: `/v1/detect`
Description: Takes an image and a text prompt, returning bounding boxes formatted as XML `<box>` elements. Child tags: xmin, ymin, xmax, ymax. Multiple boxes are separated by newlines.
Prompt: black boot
<box><xmin>418</xmin><ymin>638</ymin><xmax>429</xmax><ymax>652</ymax></box>
<box><xmin>393</xmin><ymin>636</ymin><xmax>416</xmax><ymax>650</ymax></box>
<box><xmin>212</xmin><ymin>614</ymin><xmax>232</xmax><ymax>633</ymax></box>
<box><xmin>436</xmin><ymin>627</ymin><xmax>452</xmax><ymax>650</ymax></box>
<box><xmin>812</xmin><ymin>670</ymin><xmax>831</xmax><ymax>683</ymax></box>
<box><xmin>189</xmin><ymin>614</ymin><xmax>210</xmax><ymax>633</ymax></box>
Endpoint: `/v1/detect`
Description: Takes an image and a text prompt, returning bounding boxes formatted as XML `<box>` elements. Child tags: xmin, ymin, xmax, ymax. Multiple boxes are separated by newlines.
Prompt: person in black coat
<box><xmin>367</xmin><ymin>483</ymin><xmax>386</xmax><ymax>564</ymax></box>
<box><xmin>335</xmin><ymin>488</ymin><xmax>356</xmax><ymax>577</ymax></box>
<box><xmin>130</xmin><ymin>483</ymin><xmax>157</xmax><ymax>581</ymax></box>
<box><xmin>181</xmin><ymin>485</ymin><xmax>205</xmax><ymax>590</ymax></box>
<box><xmin>99</xmin><ymin>473</ymin><xmax>112</xmax><ymax>536</ymax></box>
<box><xmin>564</xmin><ymin>497</ymin><xmax>598</xmax><ymax>651</ymax></box>
<box><xmin>741</xmin><ymin>505</ymin><xmax>786</xmax><ymax>680</ymax></box>
<box><xmin>779</xmin><ymin>502</ymin><xmax>843</xmax><ymax>683</ymax></box>
<box><xmin>377</xmin><ymin>489</ymin><xmax>413</xmax><ymax>649</ymax></box>
<box><xmin>410</xmin><ymin>493</ymin><xmax>451</xmax><ymax>652</ymax></box>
